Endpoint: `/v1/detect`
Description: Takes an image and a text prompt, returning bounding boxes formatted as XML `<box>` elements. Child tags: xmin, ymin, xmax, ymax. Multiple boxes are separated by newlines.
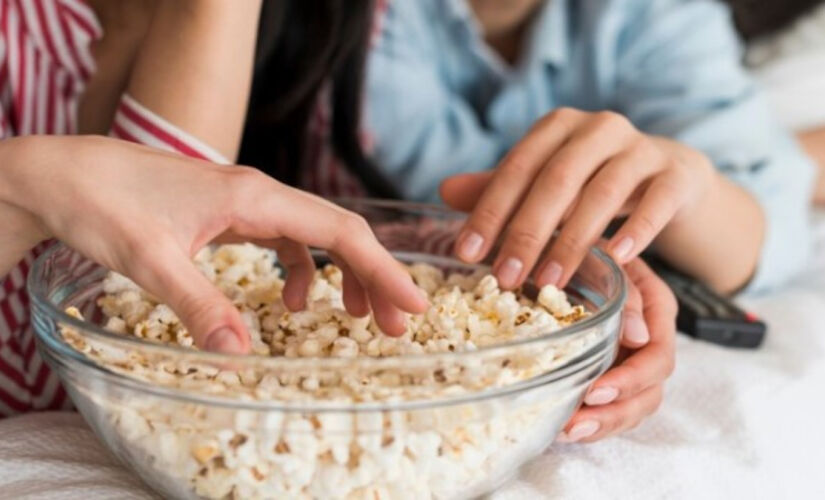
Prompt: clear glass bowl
<box><xmin>28</xmin><ymin>200</ymin><xmax>625</xmax><ymax>500</ymax></box>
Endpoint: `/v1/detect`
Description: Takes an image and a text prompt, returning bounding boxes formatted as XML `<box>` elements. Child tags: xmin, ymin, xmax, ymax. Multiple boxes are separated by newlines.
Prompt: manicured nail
<box><xmin>496</xmin><ymin>257</ymin><xmax>524</xmax><ymax>289</ymax></box>
<box><xmin>560</xmin><ymin>420</ymin><xmax>600</xmax><ymax>443</ymax></box>
<box><xmin>624</xmin><ymin>314</ymin><xmax>650</xmax><ymax>345</ymax></box>
<box><xmin>205</xmin><ymin>328</ymin><xmax>245</xmax><ymax>354</ymax></box>
<box><xmin>584</xmin><ymin>386</ymin><xmax>619</xmax><ymax>406</ymax></box>
<box><xmin>457</xmin><ymin>231</ymin><xmax>484</xmax><ymax>261</ymax></box>
<box><xmin>538</xmin><ymin>261</ymin><xmax>563</xmax><ymax>287</ymax></box>
<box><xmin>610</xmin><ymin>236</ymin><xmax>634</xmax><ymax>262</ymax></box>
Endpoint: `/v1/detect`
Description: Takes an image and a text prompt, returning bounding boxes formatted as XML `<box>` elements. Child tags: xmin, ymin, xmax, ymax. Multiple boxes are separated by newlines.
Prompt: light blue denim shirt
<box><xmin>365</xmin><ymin>0</ymin><xmax>815</xmax><ymax>291</ymax></box>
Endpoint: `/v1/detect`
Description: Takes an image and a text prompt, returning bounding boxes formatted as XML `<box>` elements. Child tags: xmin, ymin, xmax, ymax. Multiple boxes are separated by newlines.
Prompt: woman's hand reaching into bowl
<box><xmin>0</xmin><ymin>136</ymin><xmax>428</xmax><ymax>353</ymax></box>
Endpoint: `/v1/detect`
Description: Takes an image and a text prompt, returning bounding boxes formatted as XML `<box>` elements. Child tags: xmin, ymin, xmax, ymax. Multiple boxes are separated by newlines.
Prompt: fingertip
<box><xmin>204</xmin><ymin>327</ymin><xmax>250</xmax><ymax>355</ymax></box>
<box><xmin>608</xmin><ymin>235</ymin><xmax>636</xmax><ymax>264</ymax></box>
<box><xmin>622</xmin><ymin>311</ymin><xmax>650</xmax><ymax>346</ymax></box>
<box><xmin>372</xmin><ymin>304</ymin><xmax>407</xmax><ymax>337</ymax></box>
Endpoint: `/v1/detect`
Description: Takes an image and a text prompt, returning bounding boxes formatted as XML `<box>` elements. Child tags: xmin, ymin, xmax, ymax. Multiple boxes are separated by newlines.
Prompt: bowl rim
<box><xmin>27</xmin><ymin>199</ymin><xmax>626</xmax><ymax>408</ymax></box>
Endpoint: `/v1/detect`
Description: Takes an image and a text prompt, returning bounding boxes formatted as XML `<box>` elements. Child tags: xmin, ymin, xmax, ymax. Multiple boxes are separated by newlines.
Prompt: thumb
<box><xmin>439</xmin><ymin>171</ymin><xmax>494</xmax><ymax>212</ymax></box>
<box><xmin>130</xmin><ymin>247</ymin><xmax>250</xmax><ymax>354</ymax></box>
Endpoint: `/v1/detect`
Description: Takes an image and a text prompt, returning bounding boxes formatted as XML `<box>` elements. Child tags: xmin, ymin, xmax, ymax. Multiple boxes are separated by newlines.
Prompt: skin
<box><xmin>442</xmin><ymin>171</ymin><xmax>676</xmax><ymax>443</ymax></box>
<box><xmin>82</xmin><ymin>0</ymin><xmax>261</xmax><ymax>159</ymax></box>
<box><xmin>800</xmin><ymin>127</ymin><xmax>825</xmax><ymax>205</ymax></box>
<box><xmin>0</xmin><ymin>0</ymin><xmax>674</xmax><ymax>442</ymax></box>
<box><xmin>466</xmin><ymin>0</ymin><xmax>764</xmax><ymax>296</ymax></box>
<box><xmin>0</xmin><ymin>136</ymin><xmax>428</xmax><ymax>353</ymax></box>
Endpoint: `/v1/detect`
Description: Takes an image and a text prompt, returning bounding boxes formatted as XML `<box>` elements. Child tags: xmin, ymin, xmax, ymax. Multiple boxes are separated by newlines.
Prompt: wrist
<box><xmin>0</xmin><ymin>138</ymin><xmax>51</xmax><ymax>256</ymax></box>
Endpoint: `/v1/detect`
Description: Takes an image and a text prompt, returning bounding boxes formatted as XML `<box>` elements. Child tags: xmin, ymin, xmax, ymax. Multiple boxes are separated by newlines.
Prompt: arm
<box><xmin>615</xmin><ymin>0</ymin><xmax>814</xmax><ymax>293</ymax></box>
<box><xmin>118</xmin><ymin>0</ymin><xmax>262</xmax><ymax>161</ymax></box>
<box><xmin>800</xmin><ymin>127</ymin><xmax>825</xmax><ymax>205</ymax></box>
<box><xmin>365</xmin><ymin>1</ymin><xmax>503</xmax><ymax>202</ymax></box>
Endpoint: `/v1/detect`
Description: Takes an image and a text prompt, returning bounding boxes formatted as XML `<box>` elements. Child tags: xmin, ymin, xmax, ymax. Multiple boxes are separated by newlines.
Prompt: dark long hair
<box><xmin>722</xmin><ymin>0</ymin><xmax>825</xmax><ymax>40</ymax></box>
<box><xmin>238</xmin><ymin>0</ymin><xmax>398</xmax><ymax>198</ymax></box>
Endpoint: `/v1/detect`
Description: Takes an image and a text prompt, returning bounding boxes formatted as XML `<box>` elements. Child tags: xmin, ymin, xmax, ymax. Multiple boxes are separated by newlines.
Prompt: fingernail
<box><xmin>624</xmin><ymin>314</ymin><xmax>650</xmax><ymax>345</ymax></box>
<box><xmin>205</xmin><ymin>328</ymin><xmax>245</xmax><ymax>354</ymax></box>
<box><xmin>584</xmin><ymin>386</ymin><xmax>619</xmax><ymax>406</ymax></box>
<box><xmin>561</xmin><ymin>420</ymin><xmax>600</xmax><ymax>442</ymax></box>
<box><xmin>457</xmin><ymin>231</ymin><xmax>484</xmax><ymax>261</ymax></box>
<box><xmin>538</xmin><ymin>261</ymin><xmax>563</xmax><ymax>287</ymax></box>
<box><xmin>496</xmin><ymin>257</ymin><xmax>523</xmax><ymax>289</ymax></box>
<box><xmin>610</xmin><ymin>236</ymin><xmax>634</xmax><ymax>262</ymax></box>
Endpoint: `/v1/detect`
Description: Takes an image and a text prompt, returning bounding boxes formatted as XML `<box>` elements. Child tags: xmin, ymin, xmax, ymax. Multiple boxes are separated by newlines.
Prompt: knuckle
<box><xmin>333</xmin><ymin>214</ymin><xmax>374</xmax><ymax>252</ymax></box>
<box><xmin>633</xmin><ymin>212</ymin><xmax>659</xmax><ymax>236</ymax></box>
<box><xmin>338</xmin><ymin>213</ymin><xmax>372</xmax><ymax>239</ymax></box>
<box><xmin>554</xmin><ymin>231</ymin><xmax>587</xmax><ymax>256</ymax></box>
<box><xmin>588</xmin><ymin>178</ymin><xmax>622</xmax><ymax>203</ymax></box>
<box><xmin>546</xmin><ymin>107</ymin><xmax>578</xmax><ymax>125</ymax></box>
<box><xmin>501</xmin><ymin>154</ymin><xmax>536</xmax><ymax>177</ymax></box>
<box><xmin>472</xmin><ymin>205</ymin><xmax>505</xmax><ymax>232</ymax></box>
<box><xmin>595</xmin><ymin>110</ymin><xmax>631</xmax><ymax>131</ymax></box>
<box><xmin>506</xmin><ymin>228</ymin><xmax>545</xmax><ymax>253</ymax></box>
<box><xmin>549</xmin><ymin>168</ymin><xmax>578</xmax><ymax>193</ymax></box>
<box><xmin>227</xmin><ymin>167</ymin><xmax>266</xmax><ymax>204</ymax></box>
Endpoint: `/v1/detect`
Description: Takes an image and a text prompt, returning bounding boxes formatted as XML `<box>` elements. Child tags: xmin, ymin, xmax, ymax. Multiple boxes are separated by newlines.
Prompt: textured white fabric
<box><xmin>1</xmin><ymin>215</ymin><xmax>824</xmax><ymax>500</ymax></box>
<box><xmin>0</xmin><ymin>412</ymin><xmax>157</xmax><ymax>499</ymax></box>
<box><xmin>748</xmin><ymin>5</ymin><xmax>825</xmax><ymax>131</ymax></box>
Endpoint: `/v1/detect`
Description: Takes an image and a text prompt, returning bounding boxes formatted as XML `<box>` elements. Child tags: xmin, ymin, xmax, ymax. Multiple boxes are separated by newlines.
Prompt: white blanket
<box><xmin>1</xmin><ymin>215</ymin><xmax>824</xmax><ymax>499</ymax></box>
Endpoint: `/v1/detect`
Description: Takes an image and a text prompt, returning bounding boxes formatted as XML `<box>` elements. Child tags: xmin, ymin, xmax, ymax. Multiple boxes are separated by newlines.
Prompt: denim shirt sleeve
<box><xmin>364</xmin><ymin>1</ymin><xmax>503</xmax><ymax>202</ymax></box>
<box><xmin>615</xmin><ymin>0</ymin><xmax>815</xmax><ymax>292</ymax></box>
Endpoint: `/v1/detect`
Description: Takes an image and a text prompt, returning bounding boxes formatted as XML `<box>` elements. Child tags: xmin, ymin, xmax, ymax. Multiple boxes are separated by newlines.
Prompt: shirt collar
<box><xmin>530</xmin><ymin>0</ymin><xmax>570</xmax><ymax>70</ymax></box>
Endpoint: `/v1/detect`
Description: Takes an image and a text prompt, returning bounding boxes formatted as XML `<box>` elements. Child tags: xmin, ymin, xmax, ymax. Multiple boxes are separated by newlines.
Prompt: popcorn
<box><xmin>60</xmin><ymin>244</ymin><xmax>605</xmax><ymax>500</ymax></box>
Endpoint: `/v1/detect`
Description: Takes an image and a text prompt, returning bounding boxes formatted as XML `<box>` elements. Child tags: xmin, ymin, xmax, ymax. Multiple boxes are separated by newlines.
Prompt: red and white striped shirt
<box><xmin>0</xmin><ymin>0</ymin><xmax>365</xmax><ymax>416</ymax></box>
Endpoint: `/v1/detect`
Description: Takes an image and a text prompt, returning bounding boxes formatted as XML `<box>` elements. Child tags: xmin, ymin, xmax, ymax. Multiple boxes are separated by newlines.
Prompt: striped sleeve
<box><xmin>110</xmin><ymin>94</ymin><xmax>230</xmax><ymax>164</ymax></box>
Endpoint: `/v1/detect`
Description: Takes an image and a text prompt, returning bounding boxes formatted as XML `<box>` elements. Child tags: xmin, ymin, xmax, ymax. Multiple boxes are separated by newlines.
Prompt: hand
<box><xmin>558</xmin><ymin>258</ymin><xmax>676</xmax><ymax>443</ymax></box>
<box><xmin>0</xmin><ymin>136</ymin><xmax>427</xmax><ymax>353</ymax></box>
<box><xmin>441</xmin><ymin>108</ymin><xmax>715</xmax><ymax>290</ymax></box>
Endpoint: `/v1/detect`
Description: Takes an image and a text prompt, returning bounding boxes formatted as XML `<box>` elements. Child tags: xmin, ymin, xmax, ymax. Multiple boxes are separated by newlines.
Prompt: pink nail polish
<box><xmin>611</xmin><ymin>236</ymin><xmax>634</xmax><ymax>262</ymax></box>
<box><xmin>496</xmin><ymin>257</ymin><xmax>524</xmax><ymax>289</ymax></box>
<box><xmin>623</xmin><ymin>314</ymin><xmax>650</xmax><ymax>344</ymax></box>
<box><xmin>584</xmin><ymin>386</ymin><xmax>619</xmax><ymax>406</ymax></box>
<box><xmin>458</xmin><ymin>231</ymin><xmax>484</xmax><ymax>261</ymax></box>
<box><xmin>565</xmin><ymin>420</ymin><xmax>600</xmax><ymax>442</ymax></box>
<box><xmin>538</xmin><ymin>261</ymin><xmax>563</xmax><ymax>287</ymax></box>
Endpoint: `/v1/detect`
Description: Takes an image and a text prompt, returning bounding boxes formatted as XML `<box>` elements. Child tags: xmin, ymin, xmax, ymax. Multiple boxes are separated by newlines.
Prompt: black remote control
<box><xmin>646</xmin><ymin>257</ymin><xmax>767</xmax><ymax>349</ymax></box>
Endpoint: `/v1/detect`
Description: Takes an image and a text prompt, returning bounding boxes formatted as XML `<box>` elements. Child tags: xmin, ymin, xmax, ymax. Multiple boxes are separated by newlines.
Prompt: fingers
<box><xmin>557</xmin><ymin>258</ymin><xmax>676</xmax><ymax>443</ymax></box>
<box><xmin>535</xmin><ymin>148</ymin><xmax>658</xmax><ymax>288</ymax></box>
<box><xmin>367</xmin><ymin>288</ymin><xmax>407</xmax><ymax>337</ymax></box>
<box><xmin>329</xmin><ymin>252</ymin><xmax>370</xmax><ymax>318</ymax></box>
<box><xmin>227</xmin><ymin>173</ymin><xmax>427</xmax><ymax>334</ymax></box>
<box><xmin>487</xmin><ymin>112</ymin><xmax>636</xmax><ymax>289</ymax></box>
<box><xmin>271</xmin><ymin>240</ymin><xmax>315</xmax><ymax>312</ymax></box>
<box><xmin>558</xmin><ymin>385</ymin><xmax>664</xmax><ymax>443</ymax></box>
<box><xmin>618</xmin><ymin>273</ymin><xmax>650</xmax><ymax>348</ymax></box>
<box><xmin>439</xmin><ymin>171</ymin><xmax>494</xmax><ymax>212</ymax></box>
<box><xmin>128</xmin><ymin>239</ymin><xmax>250</xmax><ymax>354</ymax></box>
<box><xmin>607</xmin><ymin>171</ymin><xmax>684</xmax><ymax>265</ymax></box>
<box><xmin>454</xmin><ymin>109</ymin><xmax>585</xmax><ymax>265</ymax></box>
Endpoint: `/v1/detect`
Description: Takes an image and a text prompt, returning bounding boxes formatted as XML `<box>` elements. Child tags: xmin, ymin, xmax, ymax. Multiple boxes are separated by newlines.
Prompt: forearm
<box><xmin>654</xmin><ymin>170</ymin><xmax>764</xmax><ymax>294</ymax></box>
<box><xmin>125</xmin><ymin>0</ymin><xmax>262</xmax><ymax>160</ymax></box>
<box><xmin>0</xmin><ymin>139</ymin><xmax>50</xmax><ymax>275</ymax></box>
<box><xmin>799</xmin><ymin>127</ymin><xmax>825</xmax><ymax>205</ymax></box>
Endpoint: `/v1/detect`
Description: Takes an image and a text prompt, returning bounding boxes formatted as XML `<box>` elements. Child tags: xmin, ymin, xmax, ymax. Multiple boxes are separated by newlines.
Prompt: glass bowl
<box><xmin>28</xmin><ymin>199</ymin><xmax>625</xmax><ymax>500</ymax></box>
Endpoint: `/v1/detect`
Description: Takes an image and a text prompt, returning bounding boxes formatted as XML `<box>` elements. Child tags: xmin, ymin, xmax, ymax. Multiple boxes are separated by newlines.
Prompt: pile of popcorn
<box><xmin>61</xmin><ymin>244</ymin><xmax>607</xmax><ymax>499</ymax></box>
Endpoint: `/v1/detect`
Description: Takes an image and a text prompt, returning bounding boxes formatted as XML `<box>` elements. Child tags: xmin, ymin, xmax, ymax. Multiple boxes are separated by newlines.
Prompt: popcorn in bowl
<box><xmin>56</xmin><ymin>244</ymin><xmax>619</xmax><ymax>499</ymax></box>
